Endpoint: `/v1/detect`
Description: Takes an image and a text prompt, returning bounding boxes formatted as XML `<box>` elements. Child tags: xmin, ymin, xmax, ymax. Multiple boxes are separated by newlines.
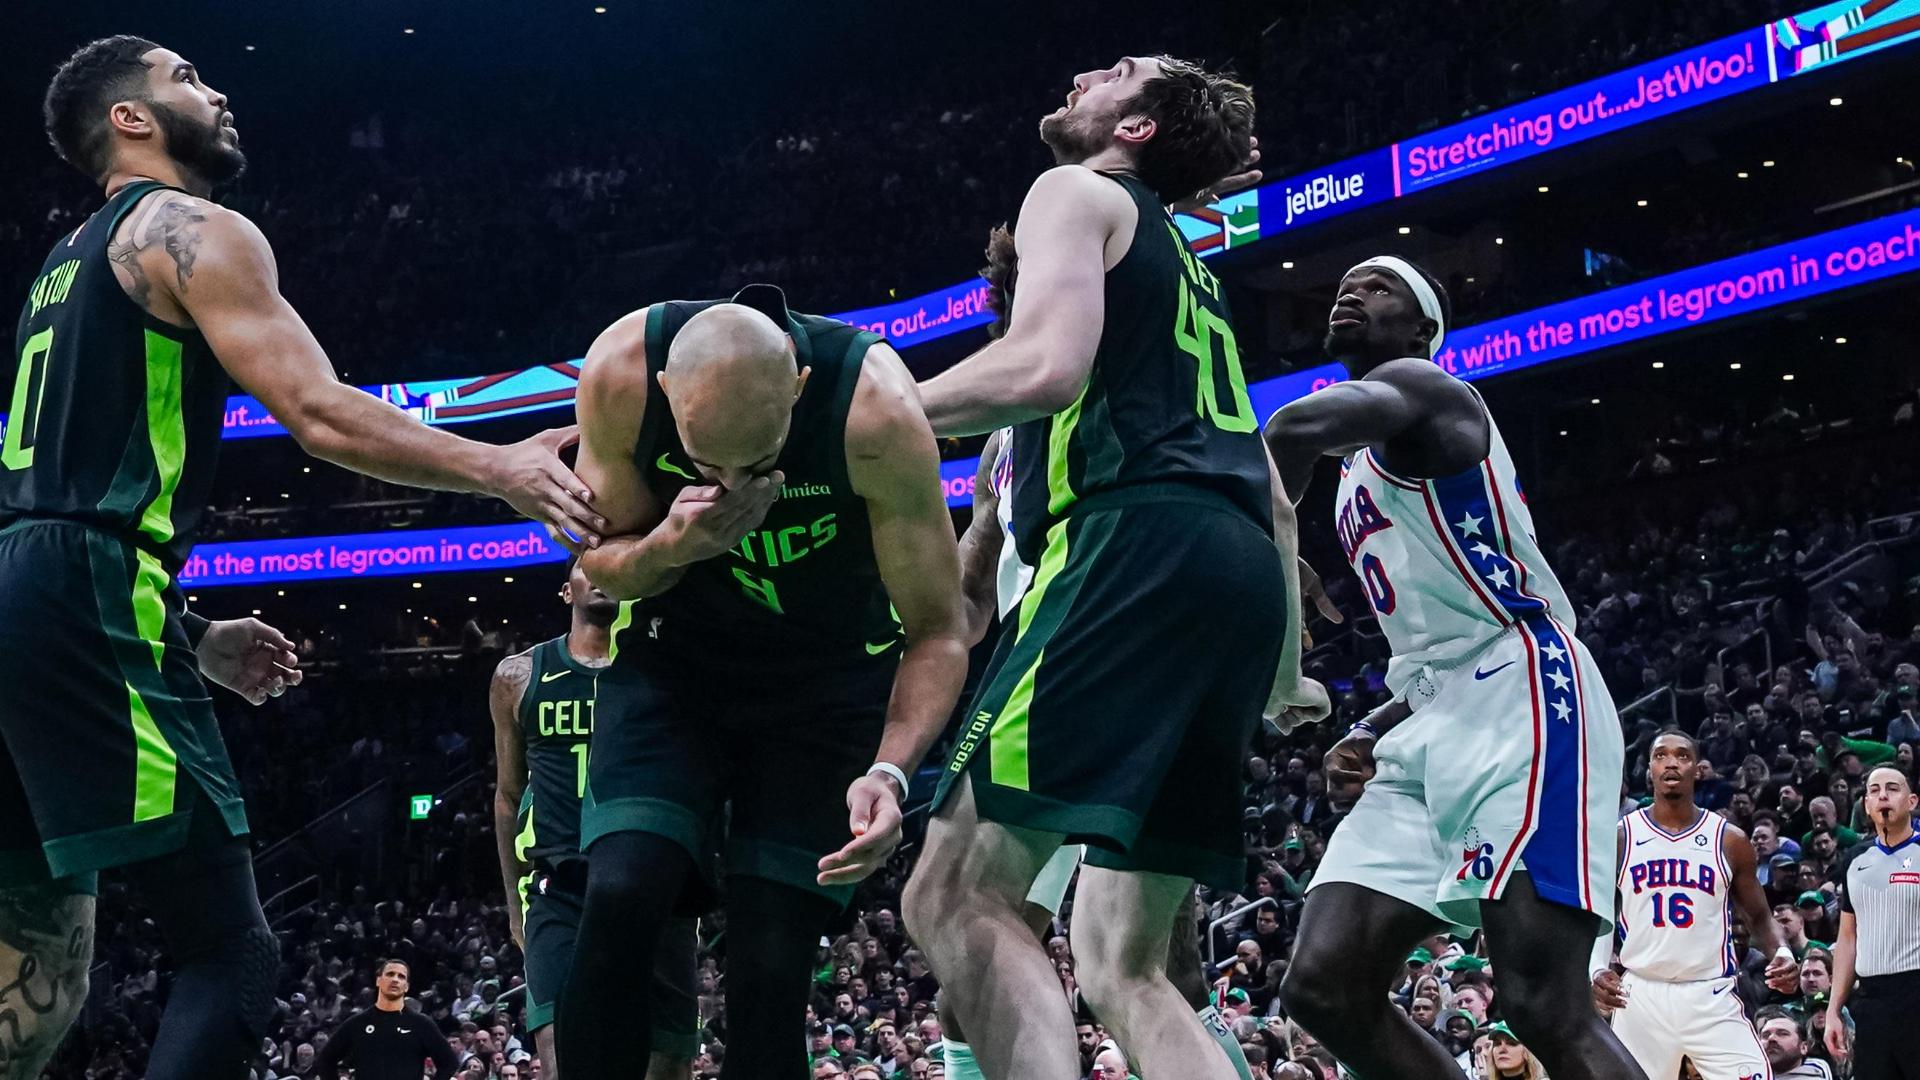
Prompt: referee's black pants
<box><xmin>1851</xmin><ymin>973</ymin><xmax>1920</xmax><ymax>1080</ymax></box>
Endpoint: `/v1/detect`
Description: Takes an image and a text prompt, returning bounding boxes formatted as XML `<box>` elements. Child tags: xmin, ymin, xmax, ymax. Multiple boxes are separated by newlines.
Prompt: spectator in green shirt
<box><xmin>1802</xmin><ymin>797</ymin><xmax>1861</xmax><ymax>849</ymax></box>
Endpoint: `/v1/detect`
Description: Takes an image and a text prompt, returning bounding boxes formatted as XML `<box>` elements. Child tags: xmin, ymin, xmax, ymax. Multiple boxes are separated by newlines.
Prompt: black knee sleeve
<box><xmin>720</xmin><ymin>878</ymin><xmax>840</xmax><ymax>1080</ymax></box>
<box><xmin>124</xmin><ymin>799</ymin><xmax>279</xmax><ymax>1080</ymax></box>
<box><xmin>557</xmin><ymin>831</ymin><xmax>695</xmax><ymax>1077</ymax></box>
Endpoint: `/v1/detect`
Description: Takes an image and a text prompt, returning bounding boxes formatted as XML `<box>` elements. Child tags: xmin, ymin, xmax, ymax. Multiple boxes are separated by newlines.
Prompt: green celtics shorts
<box><xmin>582</xmin><ymin>657</ymin><xmax>890</xmax><ymax>906</ymax></box>
<box><xmin>520</xmin><ymin>860</ymin><xmax>699</xmax><ymax>1056</ymax></box>
<box><xmin>0</xmin><ymin>521</ymin><xmax>248</xmax><ymax>889</ymax></box>
<box><xmin>931</xmin><ymin>489</ymin><xmax>1286</xmax><ymax>891</ymax></box>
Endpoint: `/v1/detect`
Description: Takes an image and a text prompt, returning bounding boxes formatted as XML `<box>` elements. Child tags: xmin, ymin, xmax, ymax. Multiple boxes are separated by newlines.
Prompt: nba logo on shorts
<box><xmin>1458</xmin><ymin>826</ymin><xmax>1495</xmax><ymax>885</ymax></box>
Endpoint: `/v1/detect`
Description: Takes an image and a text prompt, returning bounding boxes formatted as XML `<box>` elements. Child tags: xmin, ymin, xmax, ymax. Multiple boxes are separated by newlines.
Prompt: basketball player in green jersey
<box><xmin>492</xmin><ymin>554</ymin><xmax>699</xmax><ymax>1080</ymax></box>
<box><xmin>936</xmin><ymin>223</ymin><xmax>1309</xmax><ymax>1080</ymax></box>
<box><xmin>905</xmin><ymin>57</ymin><xmax>1298</xmax><ymax>1080</ymax></box>
<box><xmin>556</xmin><ymin>286</ymin><xmax>967</xmax><ymax>1078</ymax></box>
<box><xmin>1</xmin><ymin>37</ymin><xmax>601</xmax><ymax>1079</ymax></box>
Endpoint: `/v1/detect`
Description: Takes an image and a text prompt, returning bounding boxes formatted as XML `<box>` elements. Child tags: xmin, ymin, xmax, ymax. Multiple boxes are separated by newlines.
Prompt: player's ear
<box><xmin>108</xmin><ymin>99</ymin><xmax>156</xmax><ymax>142</ymax></box>
<box><xmin>1115</xmin><ymin>113</ymin><xmax>1155</xmax><ymax>147</ymax></box>
<box><xmin>1412</xmin><ymin>318</ymin><xmax>1438</xmax><ymax>356</ymax></box>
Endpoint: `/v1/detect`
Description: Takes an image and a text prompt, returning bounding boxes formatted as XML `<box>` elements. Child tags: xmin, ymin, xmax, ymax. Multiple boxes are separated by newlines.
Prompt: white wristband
<box><xmin>867</xmin><ymin>762</ymin><xmax>909</xmax><ymax>800</ymax></box>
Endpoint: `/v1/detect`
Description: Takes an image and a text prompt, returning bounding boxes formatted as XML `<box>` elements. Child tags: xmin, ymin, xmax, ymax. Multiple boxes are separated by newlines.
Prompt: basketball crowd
<box><xmin>10</xmin><ymin>0</ymin><xmax>1918</xmax><ymax>1076</ymax></box>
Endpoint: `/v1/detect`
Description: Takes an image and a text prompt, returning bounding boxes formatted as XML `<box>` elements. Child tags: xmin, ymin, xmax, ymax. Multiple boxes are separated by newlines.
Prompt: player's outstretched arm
<box><xmin>135</xmin><ymin>195</ymin><xmax>604</xmax><ymax>542</ymax></box>
<box><xmin>917</xmin><ymin>166</ymin><xmax>1125</xmax><ymax>436</ymax></box>
<box><xmin>1261</xmin><ymin>358</ymin><xmax>1440</xmax><ymax>502</ymax></box>
<box><xmin>819</xmin><ymin>344</ymin><xmax>969</xmax><ymax>887</ymax></box>
<box><xmin>1725</xmin><ymin>823</ymin><xmax>1799</xmax><ymax>994</ymax></box>
<box><xmin>955</xmin><ymin>430</ymin><xmax>1007</xmax><ymax>646</ymax></box>
<box><xmin>490</xmin><ymin>650</ymin><xmax>533</xmax><ymax>950</ymax></box>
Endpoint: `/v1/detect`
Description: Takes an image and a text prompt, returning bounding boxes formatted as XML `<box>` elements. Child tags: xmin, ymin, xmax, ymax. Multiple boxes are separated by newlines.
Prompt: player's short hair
<box><xmin>981</xmin><ymin>224</ymin><xmax>1017</xmax><ymax>340</ymax></box>
<box><xmin>376</xmin><ymin>958</ymin><xmax>410</xmax><ymax>977</ymax></box>
<box><xmin>1124</xmin><ymin>56</ymin><xmax>1254</xmax><ymax>205</ymax></box>
<box><xmin>44</xmin><ymin>35</ymin><xmax>161</xmax><ymax>180</ymax></box>
<box><xmin>1650</xmin><ymin>727</ymin><xmax>1699</xmax><ymax>757</ymax></box>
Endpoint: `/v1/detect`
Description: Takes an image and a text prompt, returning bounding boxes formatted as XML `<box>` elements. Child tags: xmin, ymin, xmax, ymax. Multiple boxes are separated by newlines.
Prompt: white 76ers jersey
<box><xmin>1617</xmin><ymin>809</ymin><xmax>1737</xmax><ymax>982</ymax></box>
<box><xmin>988</xmin><ymin>430</ymin><xmax>1034</xmax><ymax>619</ymax></box>
<box><xmin>1331</xmin><ymin>392</ymin><xmax>1575</xmax><ymax>695</ymax></box>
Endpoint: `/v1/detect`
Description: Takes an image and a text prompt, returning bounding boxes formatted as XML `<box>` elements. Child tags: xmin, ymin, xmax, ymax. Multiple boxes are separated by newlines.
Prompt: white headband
<box><xmin>1349</xmin><ymin>256</ymin><xmax>1446</xmax><ymax>355</ymax></box>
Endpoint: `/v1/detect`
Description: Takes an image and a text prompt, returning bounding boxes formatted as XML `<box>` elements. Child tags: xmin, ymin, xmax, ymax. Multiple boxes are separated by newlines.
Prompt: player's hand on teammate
<box><xmin>1763</xmin><ymin>950</ymin><xmax>1799</xmax><ymax>994</ymax></box>
<box><xmin>492</xmin><ymin>426</ymin><xmax>607</xmax><ymax>548</ymax></box>
<box><xmin>817</xmin><ymin>772</ymin><xmax>904</xmax><ymax>888</ymax></box>
<box><xmin>197</xmin><ymin>617</ymin><xmax>304</xmax><ymax>706</ymax></box>
<box><xmin>660</xmin><ymin>472</ymin><xmax>785</xmax><ymax>563</ymax></box>
<box><xmin>1589</xmin><ymin>968</ymin><xmax>1629</xmax><ymax>1013</ymax></box>
<box><xmin>1169</xmin><ymin>136</ymin><xmax>1263</xmax><ymax>214</ymax></box>
<box><xmin>1298</xmin><ymin>557</ymin><xmax>1343</xmax><ymax>649</ymax></box>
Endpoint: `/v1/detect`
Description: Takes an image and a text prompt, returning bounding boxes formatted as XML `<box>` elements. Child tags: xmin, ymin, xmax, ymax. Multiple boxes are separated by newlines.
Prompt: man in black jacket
<box><xmin>317</xmin><ymin>960</ymin><xmax>460</xmax><ymax>1079</ymax></box>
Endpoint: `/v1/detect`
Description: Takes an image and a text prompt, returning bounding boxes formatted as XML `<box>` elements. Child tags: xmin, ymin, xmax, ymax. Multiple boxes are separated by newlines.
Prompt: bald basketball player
<box><xmin>555</xmin><ymin>286</ymin><xmax>968</xmax><ymax>1079</ymax></box>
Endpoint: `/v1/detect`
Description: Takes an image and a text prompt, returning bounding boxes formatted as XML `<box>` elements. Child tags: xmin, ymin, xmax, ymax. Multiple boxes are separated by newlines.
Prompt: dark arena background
<box><xmin>4</xmin><ymin>0</ymin><xmax>1919</xmax><ymax>1077</ymax></box>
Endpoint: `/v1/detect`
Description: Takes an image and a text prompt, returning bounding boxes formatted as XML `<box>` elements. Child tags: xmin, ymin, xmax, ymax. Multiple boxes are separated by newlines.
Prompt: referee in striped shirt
<box><xmin>1826</xmin><ymin>765</ymin><xmax>1920</xmax><ymax>1079</ymax></box>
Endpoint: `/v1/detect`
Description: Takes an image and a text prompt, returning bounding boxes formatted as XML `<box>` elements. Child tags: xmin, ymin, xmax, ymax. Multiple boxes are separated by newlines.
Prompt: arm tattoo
<box><xmin>105</xmin><ymin>229</ymin><xmax>151</xmax><ymax>310</ymax></box>
<box><xmin>0</xmin><ymin>885</ymin><xmax>94</xmax><ymax>1078</ymax></box>
<box><xmin>105</xmin><ymin>193</ymin><xmax>210</xmax><ymax>314</ymax></box>
<box><xmin>156</xmin><ymin>199</ymin><xmax>208</xmax><ymax>291</ymax></box>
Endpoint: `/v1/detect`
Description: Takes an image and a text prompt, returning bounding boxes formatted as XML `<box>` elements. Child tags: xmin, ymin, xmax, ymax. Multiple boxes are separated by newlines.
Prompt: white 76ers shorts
<box><xmin>1310</xmin><ymin>616</ymin><xmax>1623</xmax><ymax>931</ymax></box>
<box><xmin>1611</xmin><ymin>972</ymin><xmax>1769</xmax><ymax>1080</ymax></box>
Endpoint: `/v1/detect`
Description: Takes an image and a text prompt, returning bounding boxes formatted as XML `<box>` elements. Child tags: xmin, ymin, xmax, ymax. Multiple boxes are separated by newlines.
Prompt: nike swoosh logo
<box><xmin>866</xmin><ymin>640</ymin><xmax>900</xmax><ymax>655</ymax></box>
<box><xmin>397</xmin><ymin>1028</ymin><xmax>412</xmax><ymax>1033</ymax></box>
<box><xmin>1711</xmin><ymin>983</ymin><xmax>1732</xmax><ymax>996</ymax></box>
<box><xmin>1634</xmin><ymin>837</ymin><xmax>1653</xmax><ymax>846</ymax></box>
<box><xmin>539</xmin><ymin>670</ymin><xmax>571</xmax><ymax>683</ymax></box>
<box><xmin>1474</xmin><ymin>661</ymin><xmax>1516</xmax><ymax>680</ymax></box>
<box><xmin>656</xmin><ymin>453</ymin><xmax>694</xmax><ymax>480</ymax></box>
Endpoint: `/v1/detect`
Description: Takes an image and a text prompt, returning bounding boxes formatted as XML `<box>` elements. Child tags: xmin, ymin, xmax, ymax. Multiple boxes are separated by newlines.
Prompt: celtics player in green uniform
<box><xmin>556</xmin><ymin>286</ymin><xmax>968</xmax><ymax>1078</ymax></box>
<box><xmin>905</xmin><ymin>57</ymin><xmax>1311</xmax><ymax>1080</ymax></box>
<box><xmin>491</xmin><ymin>555</ymin><xmax>698</xmax><ymax>1080</ymax></box>
<box><xmin>2</xmin><ymin>37</ymin><xmax>601</xmax><ymax>1078</ymax></box>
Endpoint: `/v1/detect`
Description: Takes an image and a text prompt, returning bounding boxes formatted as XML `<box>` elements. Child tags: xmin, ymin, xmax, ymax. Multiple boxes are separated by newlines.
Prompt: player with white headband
<box><xmin>1261</xmin><ymin>256</ymin><xmax>1644</xmax><ymax>1080</ymax></box>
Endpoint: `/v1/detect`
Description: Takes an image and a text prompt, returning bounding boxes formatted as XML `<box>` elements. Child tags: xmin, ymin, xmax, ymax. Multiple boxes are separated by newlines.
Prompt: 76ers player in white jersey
<box><xmin>1264</xmin><ymin>255</ymin><xmax>1646</xmax><ymax>1080</ymax></box>
<box><xmin>1593</xmin><ymin>731</ymin><xmax>1798</xmax><ymax>1080</ymax></box>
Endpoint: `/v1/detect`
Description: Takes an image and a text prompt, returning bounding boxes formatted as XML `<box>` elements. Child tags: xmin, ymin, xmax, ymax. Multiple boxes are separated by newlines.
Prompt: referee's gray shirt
<box><xmin>1840</xmin><ymin>832</ymin><xmax>1920</xmax><ymax>977</ymax></box>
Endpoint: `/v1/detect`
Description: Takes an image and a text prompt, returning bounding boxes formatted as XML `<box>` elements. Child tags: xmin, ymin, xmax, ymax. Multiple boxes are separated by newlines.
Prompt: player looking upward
<box><xmin>2</xmin><ymin>36</ymin><xmax>598</xmax><ymax>1079</ymax></box>
<box><xmin>1264</xmin><ymin>255</ymin><xmax>1642</xmax><ymax>1080</ymax></box>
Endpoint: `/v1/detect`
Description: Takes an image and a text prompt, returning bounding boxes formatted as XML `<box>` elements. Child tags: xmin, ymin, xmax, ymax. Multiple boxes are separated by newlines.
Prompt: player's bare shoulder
<box><xmin>845</xmin><ymin>340</ymin><xmax>941</xmax><ymax>500</ymax></box>
<box><xmin>578</xmin><ymin>307</ymin><xmax>654</xmax><ymax>419</ymax></box>
<box><xmin>847</xmin><ymin>341</ymin><xmax>932</xmax><ymax>454</ymax></box>
<box><xmin>105</xmin><ymin>188</ymin><xmax>264</xmax><ymax>324</ymax></box>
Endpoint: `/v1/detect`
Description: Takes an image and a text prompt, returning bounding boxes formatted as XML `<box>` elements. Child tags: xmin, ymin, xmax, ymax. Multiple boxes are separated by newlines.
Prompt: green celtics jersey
<box><xmin>1005</xmin><ymin>171</ymin><xmax>1272</xmax><ymax>566</ymax></box>
<box><xmin>2</xmin><ymin>181</ymin><xmax>229</xmax><ymax>570</ymax></box>
<box><xmin>611</xmin><ymin>288</ymin><xmax>900</xmax><ymax>673</ymax></box>
<box><xmin>514</xmin><ymin>635</ymin><xmax>600</xmax><ymax>867</ymax></box>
